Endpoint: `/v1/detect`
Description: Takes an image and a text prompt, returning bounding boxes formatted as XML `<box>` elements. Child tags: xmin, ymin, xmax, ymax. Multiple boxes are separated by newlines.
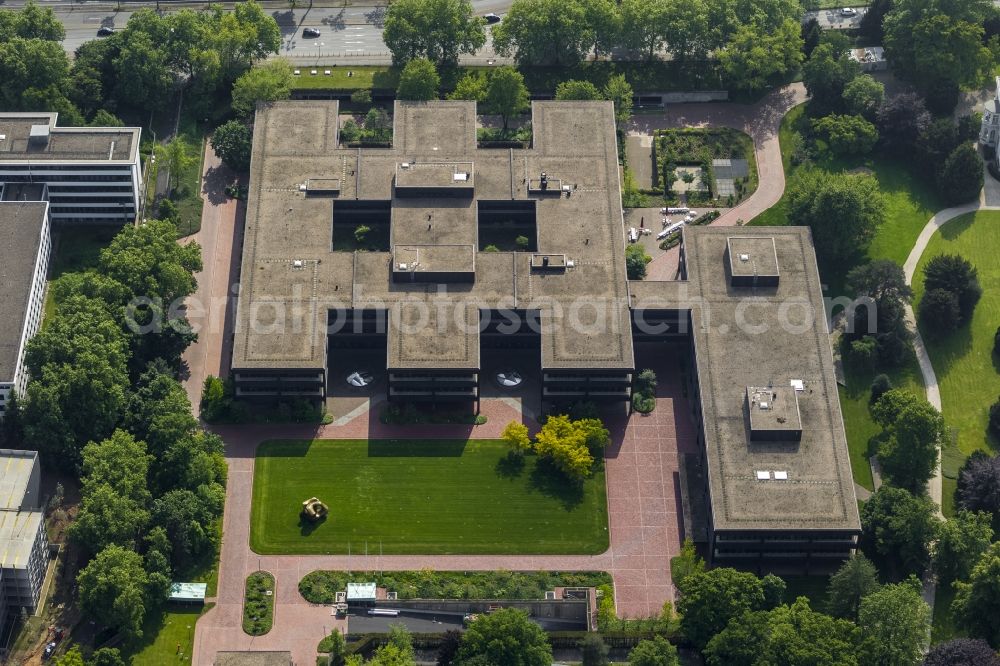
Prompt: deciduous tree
<box><xmin>627</xmin><ymin>636</ymin><xmax>679</xmax><ymax>666</ymax></box>
<box><xmin>232</xmin><ymin>59</ymin><xmax>293</xmax><ymax>118</ymax></box>
<box><xmin>78</xmin><ymin>545</ymin><xmax>151</xmax><ymax>640</ymax></box>
<box><xmin>555</xmin><ymin>80</ymin><xmax>602</xmax><ymax>101</ymax></box>
<box><xmin>493</xmin><ymin>0</ymin><xmax>593</xmax><ymax>66</ymax></box>
<box><xmin>457</xmin><ymin>608</ymin><xmax>551</xmax><ymax>666</ymax></box>
<box><xmin>826</xmin><ymin>554</ymin><xmax>880</xmax><ymax>620</ymax></box>
<box><xmin>787</xmin><ymin>169</ymin><xmax>886</xmax><ymax>266</ymax></box>
<box><xmin>211</xmin><ymin>120</ymin><xmax>253</xmax><ymax>172</ymax></box>
<box><xmin>396</xmin><ymin>58</ymin><xmax>440</xmax><ymax>101</ymax></box>
<box><xmin>924</xmin><ymin>638</ymin><xmax>1000</xmax><ymax>666</ymax></box>
<box><xmin>485</xmin><ymin>66</ymin><xmax>528</xmax><ymax>135</ymax></box>
<box><xmin>858</xmin><ymin>578</ymin><xmax>931</xmax><ymax>666</ymax></box>
<box><xmin>676</xmin><ymin>567</ymin><xmax>767</xmax><ymax>649</ymax></box>
<box><xmin>861</xmin><ymin>485</ymin><xmax>939</xmax><ymax>576</ymax></box>
<box><xmin>934</xmin><ymin>510</ymin><xmax>994</xmax><ymax>584</ymax></box>
<box><xmin>383</xmin><ymin>0</ymin><xmax>485</xmax><ymax>67</ymax></box>
<box><xmin>952</xmin><ymin>541</ymin><xmax>1000</xmax><ymax>647</ymax></box>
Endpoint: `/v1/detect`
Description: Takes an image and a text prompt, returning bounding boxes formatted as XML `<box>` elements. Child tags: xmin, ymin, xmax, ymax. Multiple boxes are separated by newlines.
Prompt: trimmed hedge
<box><xmin>299</xmin><ymin>570</ymin><xmax>613</xmax><ymax>605</ymax></box>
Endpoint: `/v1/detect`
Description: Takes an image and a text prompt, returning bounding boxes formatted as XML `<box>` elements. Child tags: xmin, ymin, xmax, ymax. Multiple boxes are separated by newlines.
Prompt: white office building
<box><xmin>0</xmin><ymin>450</ymin><xmax>49</xmax><ymax>632</ymax></box>
<box><xmin>0</xmin><ymin>199</ymin><xmax>50</xmax><ymax>413</ymax></box>
<box><xmin>0</xmin><ymin>113</ymin><xmax>141</xmax><ymax>225</ymax></box>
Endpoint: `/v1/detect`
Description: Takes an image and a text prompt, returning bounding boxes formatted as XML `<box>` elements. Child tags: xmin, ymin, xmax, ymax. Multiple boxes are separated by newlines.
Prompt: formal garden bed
<box><xmin>242</xmin><ymin>572</ymin><xmax>275</xmax><ymax>636</ymax></box>
<box><xmin>651</xmin><ymin>128</ymin><xmax>758</xmax><ymax>207</ymax></box>
<box><xmin>299</xmin><ymin>570</ymin><xmax>614</xmax><ymax>604</ymax></box>
<box><xmin>250</xmin><ymin>439</ymin><xmax>609</xmax><ymax>555</ymax></box>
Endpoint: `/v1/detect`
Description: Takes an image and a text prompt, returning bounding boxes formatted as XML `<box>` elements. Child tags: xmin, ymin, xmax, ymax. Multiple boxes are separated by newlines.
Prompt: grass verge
<box><xmin>250</xmin><ymin>439</ymin><xmax>609</xmax><ymax>555</ymax></box>
<box><xmin>124</xmin><ymin>604</ymin><xmax>210</xmax><ymax>665</ymax></box>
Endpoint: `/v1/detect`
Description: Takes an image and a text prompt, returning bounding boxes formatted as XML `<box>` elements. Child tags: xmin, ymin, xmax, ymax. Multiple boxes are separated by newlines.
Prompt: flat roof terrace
<box><xmin>233</xmin><ymin>99</ymin><xmax>632</xmax><ymax>375</ymax></box>
<box><xmin>0</xmin><ymin>203</ymin><xmax>47</xmax><ymax>383</ymax></box>
<box><xmin>0</xmin><ymin>113</ymin><xmax>138</xmax><ymax>163</ymax></box>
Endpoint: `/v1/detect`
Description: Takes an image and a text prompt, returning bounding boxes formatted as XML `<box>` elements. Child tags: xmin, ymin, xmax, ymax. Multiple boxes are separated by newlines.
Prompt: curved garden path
<box><xmin>629</xmin><ymin>83</ymin><xmax>808</xmax><ymax>280</ymax></box>
<box><xmin>900</xmin><ymin>180</ymin><xmax>1000</xmax><ymax>515</ymax></box>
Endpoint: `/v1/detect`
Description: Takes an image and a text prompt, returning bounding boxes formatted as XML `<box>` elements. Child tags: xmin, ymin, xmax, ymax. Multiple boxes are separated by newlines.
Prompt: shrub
<box><xmin>625</xmin><ymin>243</ymin><xmax>651</xmax><ymax>280</ymax></box>
<box><xmin>938</xmin><ymin>144</ymin><xmax>984</xmax><ymax>205</ymax></box>
<box><xmin>350</xmin><ymin>89</ymin><xmax>372</xmax><ymax>105</ymax></box>
<box><xmin>632</xmin><ymin>393</ymin><xmax>655</xmax><ymax>414</ymax></box>
<box><xmin>923</xmin><ymin>254</ymin><xmax>981</xmax><ymax>322</ymax></box>
<box><xmin>812</xmin><ymin>114</ymin><xmax>879</xmax><ymax>155</ymax></box>
<box><xmin>919</xmin><ymin>289</ymin><xmax>960</xmax><ymax>338</ymax></box>
<box><xmin>870</xmin><ymin>374</ymin><xmax>892</xmax><ymax>405</ymax></box>
<box><xmin>483</xmin><ymin>244</ymin><xmax>500</xmax><ymax>253</ymax></box>
<box><xmin>354</xmin><ymin>224</ymin><xmax>370</xmax><ymax>244</ymax></box>
<box><xmin>850</xmin><ymin>336</ymin><xmax>878</xmax><ymax>364</ymax></box>
<box><xmin>515</xmin><ymin>235</ymin><xmax>529</xmax><ymax>249</ymax></box>
<box><xmin>340</xmin><ymin>119</ymin><xmax>362</xmax><ymax>143</ymax></box>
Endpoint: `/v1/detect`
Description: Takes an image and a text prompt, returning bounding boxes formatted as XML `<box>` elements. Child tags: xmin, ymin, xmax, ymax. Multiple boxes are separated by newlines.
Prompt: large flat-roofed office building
<box><xmin>232</xmin><ymin>100</ymin><xmax>634</xmax><ymax>405</ymax></box>
<box><xmin>0</xmin><ymin>113</ymin><xmax>141</xmax><ymax>225</ymax></box>
<box><xmin>630</xmin><ymin>226</ymin><xmax>861</xmax><ymax>568</ymax></box>
<box><xmin>0</xmin><ymin>450</ymin><xmax>49</xmax><ymax>631</ymax></box>
<box><xmin>233</xmin><ymin>100</ymin><xmax>859</xmax><ymax>567</ymax></box>
<box><xmin>0</xmin><ymin>200</ymin><xmax>51</xmax><ymax>414</ymax></box>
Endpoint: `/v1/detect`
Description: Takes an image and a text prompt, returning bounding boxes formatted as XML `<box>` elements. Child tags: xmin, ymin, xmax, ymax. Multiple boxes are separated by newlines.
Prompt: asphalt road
<box><xmin>52</xmin><ymin>2</ymin><xmax>507</xmax><ymax>60</ymax></box>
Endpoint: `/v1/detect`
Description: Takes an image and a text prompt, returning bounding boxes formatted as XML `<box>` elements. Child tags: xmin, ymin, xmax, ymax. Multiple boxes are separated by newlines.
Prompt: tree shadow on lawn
<box><xmin>367</xmin><ymin>439</ymin><xmax>468</xmax><ymax>457</ymax></box>
<box><xmin>495</xmin><ymin>452</ymin><xmax>526</xmax><ymax>479</ymax></box>
<box><xmin>528</xmin><ymin>458</ymin><xmax>586</xmax><ymax>511</ymax></box>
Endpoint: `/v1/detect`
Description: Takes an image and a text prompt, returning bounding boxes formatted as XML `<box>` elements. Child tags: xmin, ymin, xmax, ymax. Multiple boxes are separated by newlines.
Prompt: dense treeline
<box><xmin>4</xmin><ymin>221</ymin><xmax>224</xmax><ymax>643</ymax></box>
<box><xmin>0</xmin><ymin>0</ymin><xmax>280</xmax><ymax>125</ymax></box>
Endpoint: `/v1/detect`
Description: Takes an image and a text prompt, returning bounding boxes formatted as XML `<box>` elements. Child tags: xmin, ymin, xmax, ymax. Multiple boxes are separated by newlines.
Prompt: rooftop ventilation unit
<box><xmin>774</xmin><ymin>471</ymin><xmax>788</xmax><ymax>480</ymax></box>
<box><xmin>739</xmin><ymin>253</ymin><xmax>750</xmax><ymax>262</ymax></box>
<box><xmin>293</xmin><ymin>260</ymin><xmax>304</xmax><ymax>268</ymax></box>
<box><xmin>756</xmin><ymin>470</ymin><xmax>771</xmax><ymax>481</ymax></box>
<box><xmin>28</xmin><ymin>124</ymin><xmax>50</xmax><ymax>146</ymax></box>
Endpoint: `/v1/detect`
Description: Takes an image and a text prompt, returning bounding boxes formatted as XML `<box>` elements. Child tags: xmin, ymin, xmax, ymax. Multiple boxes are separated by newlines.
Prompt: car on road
<box><xmin>97</xmin><ymin>26</ymin><xmax>115</xmax><ymax>36</ymax></box>
<box><xmin>484</xmin><ymin>13</ymin><xmax>501</xmax><ymax>24</ymax></box>
<box><xmin>303</xmin><ymin>27</ymin><xmax>321</xmax><ymax>38</ymax></box>
<box><xmin>839</xmin><ymin>7</ymin><xmax>858</xmax><ymax>16</ymax></box>
<box><xmin>43</xmin><ymin>642</ymin><xmax>56</xmax><ymax>660</ymax></box>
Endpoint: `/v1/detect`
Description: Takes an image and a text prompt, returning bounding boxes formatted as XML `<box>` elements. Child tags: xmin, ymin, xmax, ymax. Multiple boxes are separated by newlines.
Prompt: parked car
<box><xmin>839</xmin><ymin>7</ymin><xmax>858</xmax><ymax>16</ymax></box>
<box><xmin>303</xmin><ymin>27</ymin><xmax>321</xmax><ymax>38</ymax></box>
<box><xmin>97</xmin><ymin>26</ymin><xmax>115</xmax><ymax>36</ymax></box>
<box><xmin>43</xmin><ymin>643</ymin><xmax>56</xmax><ymax>660</ymax></box>
<box><xmin>484</xmin><ymin>13</ymin><xmax>501</xmax><ymax>24</ymax></box>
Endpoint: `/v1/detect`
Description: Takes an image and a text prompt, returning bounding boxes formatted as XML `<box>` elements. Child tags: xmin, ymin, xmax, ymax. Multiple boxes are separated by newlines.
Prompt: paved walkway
<box><xmin>630</xmin><ymin>83</ymin><xmax>808</xmax><ymax>280</ymax></box>
<box><xmin>180</xmin><ymin>144</ymin><xmax>245</xmax><ymax>411</ymax></box>
<box><xmin>192</xmin><ymin>351</ymin><xmax>697</xmax><ymax>665</ymax></box>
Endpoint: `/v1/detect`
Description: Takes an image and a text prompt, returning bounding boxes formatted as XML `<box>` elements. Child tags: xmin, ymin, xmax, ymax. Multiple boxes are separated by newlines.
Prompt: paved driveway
<box><xmin>192</xmin><ymin>349</ymin><xmax>695</xmax><ymax>664</ymax></box>
<box><xmin>630</xmin><ymin>83</ymin><xmax>808</xmax><ymax>280</ymax></box>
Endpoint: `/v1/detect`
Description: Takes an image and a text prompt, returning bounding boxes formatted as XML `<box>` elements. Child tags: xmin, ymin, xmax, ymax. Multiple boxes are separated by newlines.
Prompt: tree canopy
<box><xmin>456</xmin><ymin>608</ymin><xmax>552</xmax><ymax>666</ymax></box>
<box><xmin>676</xmin><ymin>567</ymin><xmax>770</xmax><ymax>649</ymax></box>
<box><xmin>952</xmin><ymin>541</ymin><xmax>1000</xmax><ymax>647</ymax></box>
<box><xmin>861</xmin><ymin>485</ymin><xmax>939</xmax><ymax>576</ymax></box>
<box><xmin>485</xmin><ymin>66</ymin><xmax>529</xmax><ymax>134</ymax></box>
<box><xmin>627</xmin><ymin>636</ymin><xmax>679</xmax><ymax>666</ymax></box>
<box><xmin>396</xmin><ymin>58</ymin><xmax>441</xmax><ymax>101</ymax></box>
<box><xmin>704</xmin><ymin>598</ymin><xmax>861</xmax><ymax>666</ymax></box>
<box><xmin>934</xmin><ymin>510</ymin><xmax>994</xmax><ymax>584</ymax></box>
<box><xmin>787</xmin><ymin>169</ymin><xmax>886</xmax><ymax>267</ymax></box>
<box><xmin>211</xmin><ymin>120</ymin><xmax>253</xmax><ymax>172</ymax></box>
<box><xmin>826</xmin><ymin>554</ymin><xmax>880</xmax><ymax>620</ymax></box>
<box><xmin>383</xmin><ymin>0</ymin><xmax>485</xmax><ymax>66</ymax></box>
<box><xmin>231</xmin><ymin>59</ymin><xmax>294</xmax><ymax>118</ymax></box>
<box><xmin>871</xmin><ymin>389</ymin><xmax>944</xmax><ymax>492</ymax></box>
<box><xmin>78</xmin><ymin>545</ymin><xmax>151</xmax><ymax>640</ymax></box>
<box><xmin>857</xmin><ymin>579</ymin><xmax>931</xmax><ymax>666</ymax></box>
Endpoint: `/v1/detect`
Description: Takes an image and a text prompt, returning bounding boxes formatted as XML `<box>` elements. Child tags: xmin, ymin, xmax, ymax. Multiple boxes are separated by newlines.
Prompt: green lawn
<box><xmin>250</xmin><ymin>439</ymin><xmax>609</xmax><ymax>555</ymax></box>
<box><xmin>911</xmin><ymin>211</ymin><xmax>1000</xmax><ymax>516</ymax></box>
<box><xmin>125</xmin><ymin>605</ymin><xmax>208</xmax><ymax>665</ymax></box>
